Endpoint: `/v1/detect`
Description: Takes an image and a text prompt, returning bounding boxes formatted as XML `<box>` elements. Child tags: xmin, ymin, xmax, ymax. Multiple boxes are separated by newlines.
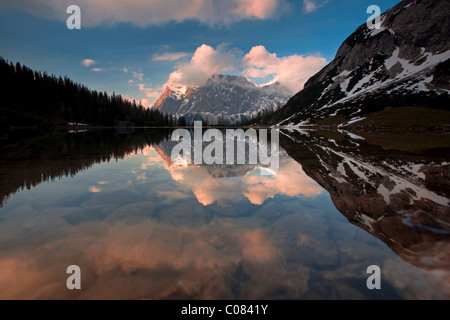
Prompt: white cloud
<box><xmin>89</xmin><ymin>186</ymin><xmax>102</xmax><ymax>193</ymax></box>
<box><xmin>141</xmin><ymin>43</ymin><xmax>327</xmax><ymax>106</ymax></box>
<box><xmin>138</xmin><ymin>84</ymin><xmax>164</xmax><ymax>108</ymax></box>
<box><xmin>140</xmin><ymin>98</ymin><xmax>153</xmax><ymax>109</ymax></box>
<box><xmin>91</xmin><ymin>68</ymin><xmax>105</xmax><ymax>72</ymax></box>
<box><xmin>242</xmin><ymin>160</ymin><xmax>323</xmax><ymax>205</ymax></box>
<box><xmin>242</xmin><ymin>45</ymin><xmax>327</xmax><ymax>94</ymax></box>
<box><xmin>81</xmin><ymin>59</ymin><xmax>96</xmax><ymax>67</ymax></box>
<box><xmin>163</xmin><ymin>156</ymin><xmax>323</xmax><ymax>206</ymax></box>
<box><xmin>166</xmin><ymin>44</ymin><xmax>240</xmax><ymax>87</ymax></box>
<box><xmin>233</xmin><ymin>0</ymin><xmax>280</xmax><ymax>19</ymax></box>
<box><xmin>303</xmin><ymin>0</ymin><xmax>328</xmax><ymax>13</ymax></box>
<box><xmin>153</xmin><ymin>52</ymin><xmax>189</xmax><ymax>61</ymax></box>
<box><xmin>1</xmin><ymin>0</ymin><xmax>289</xmax><ymax>27</ymax></box>
<box><xmin>138</xmin><ymin>84</ymin><xmax>161</xmax><ymax>97</ymax></box>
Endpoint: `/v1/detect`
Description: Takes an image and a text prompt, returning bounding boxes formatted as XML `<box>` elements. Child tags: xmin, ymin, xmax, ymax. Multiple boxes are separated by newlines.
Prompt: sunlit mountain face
<box><xmin>0</xmin><ymin>129</ymin><xmax>448</xmax><ymax>299</ymax></box>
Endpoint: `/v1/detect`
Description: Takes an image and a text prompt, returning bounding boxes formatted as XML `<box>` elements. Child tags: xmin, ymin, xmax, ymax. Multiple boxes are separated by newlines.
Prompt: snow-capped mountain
<box><xmin>270</xmin><ymin>0</ymin><xmax>450</xmax><ymax>126</ymax></box>
<box><xmin>154</xmin><ymin>74</ymin><xmax>290</xmax><ymax>124</ymax></box>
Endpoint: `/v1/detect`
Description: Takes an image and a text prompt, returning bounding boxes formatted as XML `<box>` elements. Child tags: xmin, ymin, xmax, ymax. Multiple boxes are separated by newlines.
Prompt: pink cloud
<box><xmin>138</xmin><ymin>85</ymin><xmax>163</xmax><ymax>108</ymax></box>
<box><xmin>242</xmin><ymin>45</ymin><xmax>327</xmax><ymax>94</ymax></box>
<box><xmin>138</xmin><ymin>84</ymin><xmax>161</xmax><ymax>98</ymax></box>
<box><xmin>81</xmin><ymin>59</ymin><xmax>96</xmax><ymax>67</ymax></box>
<box><xmin>166</xmin><ymin>44</ymin><xmax>239</xmax><ymax>87</ymax></box>
<box><xmin>240</xmin><ymin>229</ymin><xmax>279</xmax><ymax>262</ymax></box>
<box><xmin>2</xmin><ymin>0</ymin><xmax>288</xmax><ymax>27</ymax></box>
<box><xmin>303</xmin><ymin>0</ymin><xmax>328</xmax><ymax>13</ymax></box>
<box><xmin>242</xmin><ymin>160</ymin><xmax>323</xmax><ymax>205</ymax></box>
<box><xmin>159</xmin><ymin>44</ymin><xmax>326</xmax><ymax>95</ymax></box>
<box><xmin>233</xmin><ymin>0</ymin><xmax>279</xmax><ymax>19</ymax></box>
<box><xmin>126</xmin><ymin>43</ymin><xmax>327</xmax><ymax>106</ymax></box>
<box><xmin>159</xmin><ymin>153</ymin><xmax>323</xmax><ymax>206</ymax></box>
<box><xmin>130</xmin><ymin>42</ymin><xmax>326</xmax><ymax>108</ymax></box>
<box><xmin>0</xmin><ymin>217</ymin><xmax>284</xmax><ymax>299</ymax></box>
<box><xmin>139</xmin><ymin>98</ymin><xmax>153</xmax><ymax>109</ymax></box>
<box><xmin>167</xmin><ymin>165</ymin><xmax>241</xmax><ymax>206</ymax></box>
<box><xmin>89</xmin><ymin>186</ymin><xmax>102</xmax><ymax>193</ymax></box>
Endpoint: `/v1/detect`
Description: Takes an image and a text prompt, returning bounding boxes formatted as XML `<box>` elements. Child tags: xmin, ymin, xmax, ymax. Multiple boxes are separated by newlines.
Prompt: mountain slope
<box><xmin>154</xmin><ymin>74</ymin><xmax>290</xmax><ymax>124</ymax></box>
<box><xmin>268</xmin><ymin>0</ymin><xmax>450</xmax><ymax>126</ymax></box>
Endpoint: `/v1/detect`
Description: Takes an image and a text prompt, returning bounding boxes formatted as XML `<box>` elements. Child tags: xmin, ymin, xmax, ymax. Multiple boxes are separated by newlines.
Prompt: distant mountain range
<box><xmin>154</xmin><ymin>74</ymin><xmax>290</xmax><ymax>124</ymax></box>
<box><xmin>257</xmin><ymin>0</ymin><xmax>450</xmax><ymax>127</ymax></box>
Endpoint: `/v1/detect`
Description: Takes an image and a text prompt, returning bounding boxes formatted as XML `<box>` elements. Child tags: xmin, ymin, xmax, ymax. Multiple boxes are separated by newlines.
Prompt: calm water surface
<box><xmin>0</xmin><ymin>129</ymin><xmax>449</xmax><ymax>299</ymax></box>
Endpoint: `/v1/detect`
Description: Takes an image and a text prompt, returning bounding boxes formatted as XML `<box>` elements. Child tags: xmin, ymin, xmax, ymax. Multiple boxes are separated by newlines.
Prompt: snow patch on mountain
<box><xmin>155</xmin><ymin>74</ymin><xmax>289</xmax><ymax>124</ymax></box>
<box><xmin>324</xmin><ymin>48</ymin><xmax>450</xmax><ymax>110</ymax></box>
<box><xmin>272</xmin><ymin>0</ymin><xmax>450</xmax><ymax>127</ymax></box>
<box><xmin>321</xmin><ymin>146</ymin><xmax>450</xmax><ymax>207</ymax></box>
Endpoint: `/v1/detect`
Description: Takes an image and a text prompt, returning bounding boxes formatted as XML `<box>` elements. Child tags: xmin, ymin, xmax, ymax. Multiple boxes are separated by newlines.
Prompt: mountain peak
<box><xmin>153</xmin><ymin>86</ymin><xmax>174</xmax><ymax>110</ymax></box>
<box><xmin>267</xmin><ymin>0</ymin><xmax>450</xmax><ymax>126</ymax></box>
<box><xmin>154</xmin><ymin>73</ymin><xmax>289</xmax><ymax>124</ymax></box>
<box><xmin>206</xmin><ymin>74</ymin><xmax>257</xmax><ymax>89</ymax></box>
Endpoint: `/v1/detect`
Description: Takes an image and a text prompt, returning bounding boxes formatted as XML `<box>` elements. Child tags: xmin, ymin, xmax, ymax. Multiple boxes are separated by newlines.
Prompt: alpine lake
<box><xmin>0</xmin><ymin>126</ymin><xmax>449</xmax><ymax>300</ymax></box>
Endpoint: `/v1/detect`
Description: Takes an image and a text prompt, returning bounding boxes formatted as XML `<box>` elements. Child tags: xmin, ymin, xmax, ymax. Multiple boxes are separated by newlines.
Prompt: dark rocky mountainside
<box><xmin>280</xmin><ymin>129</ymin><xmax>450</xmax><ymax>271</ymax></box>
<box><xmin>266</xmin><ymin>0</ymin><xmax>450</xmax><ymax>126</ymax></box>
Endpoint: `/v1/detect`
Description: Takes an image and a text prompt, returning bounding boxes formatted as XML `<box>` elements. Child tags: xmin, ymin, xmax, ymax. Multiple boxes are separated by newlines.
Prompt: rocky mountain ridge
<box><xmin>154</xmin><ymin>74</ymin><xmax>290</xmax><ymax>124</ymax></box>
<box><xmin>266</xmin><ymin>0</ymin><xmax>450</xmax><ymax>127</ymax></box>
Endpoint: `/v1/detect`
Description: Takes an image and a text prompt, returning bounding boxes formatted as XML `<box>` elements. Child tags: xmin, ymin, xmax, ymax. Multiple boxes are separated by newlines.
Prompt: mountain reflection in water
<box><xmin>0</xmin><ymin>129</ymin><xmax>448</xmax><ymax>299</ymax></box>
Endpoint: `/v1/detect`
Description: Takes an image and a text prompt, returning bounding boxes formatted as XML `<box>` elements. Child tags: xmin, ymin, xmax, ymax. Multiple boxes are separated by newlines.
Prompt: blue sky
<box><xmin>0</xmin><ymin>0</ymin><xmax>400</xmax><ymax>107</ymax></box>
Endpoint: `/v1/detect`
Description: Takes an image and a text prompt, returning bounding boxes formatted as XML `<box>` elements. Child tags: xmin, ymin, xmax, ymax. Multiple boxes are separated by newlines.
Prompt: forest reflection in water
<box><xmin>0</xmin><ymin>128</ymin><xmax>449</xmax><ymax>299</ymax></box>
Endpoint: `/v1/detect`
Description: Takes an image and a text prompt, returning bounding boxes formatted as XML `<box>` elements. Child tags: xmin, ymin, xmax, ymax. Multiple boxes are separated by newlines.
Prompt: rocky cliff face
<box><xmin>154</xmin><ymin>74</ymin><xmax>290</xmax><ymax>125</ymax></box>
<box><xmin>271</xmin><ymin>0</ymin><xmax>450</xmax><ymax>126</ymax></box>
